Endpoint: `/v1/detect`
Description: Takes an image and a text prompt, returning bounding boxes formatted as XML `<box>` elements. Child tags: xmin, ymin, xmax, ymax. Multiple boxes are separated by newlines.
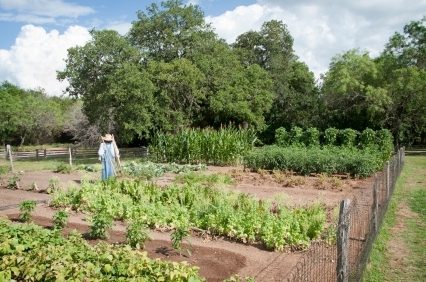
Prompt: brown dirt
<box><xmin>0</xmin><ymin>166</ymin><xmax>373</xmax><ymax>281</ymax></box>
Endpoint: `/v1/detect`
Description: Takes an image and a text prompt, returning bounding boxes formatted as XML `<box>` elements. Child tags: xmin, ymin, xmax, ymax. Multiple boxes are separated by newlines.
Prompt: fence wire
<box><xmin>261</xmin><ymin>147</ymin><xmax>405</xmax><ymax>282</ymax></box>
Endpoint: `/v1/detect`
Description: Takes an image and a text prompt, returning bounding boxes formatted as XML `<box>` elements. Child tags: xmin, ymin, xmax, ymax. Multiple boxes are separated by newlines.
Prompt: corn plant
<box><xmin>150</xmin><ymin>127</ymin><xmax>257</xmax><ymax>165</ymax></box>
<box><xmin>19</xmin><ymin>200</ymin><xmax>36</xmax><ymax>222</ymax></box>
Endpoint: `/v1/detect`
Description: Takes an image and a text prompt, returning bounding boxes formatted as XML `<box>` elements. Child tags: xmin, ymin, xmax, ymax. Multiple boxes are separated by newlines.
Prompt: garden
<box><xmin>0</xmin><ymin>127</ymin><xmax>393</xmax><ymax>281</ymax></box>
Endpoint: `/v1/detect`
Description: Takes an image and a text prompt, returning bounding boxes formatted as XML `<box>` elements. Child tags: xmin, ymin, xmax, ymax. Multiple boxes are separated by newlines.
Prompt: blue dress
<box><xmin>98</xmin><ymin>142</ymin><xmax>116</xmax><ymax>180</ymax></box>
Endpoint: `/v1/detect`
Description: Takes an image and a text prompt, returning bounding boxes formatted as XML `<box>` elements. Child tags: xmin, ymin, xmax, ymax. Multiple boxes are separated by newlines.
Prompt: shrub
<box><xmin>55</xmin><ymin>163</ymin><xmax>72</xmax><ymax>174</ymax></box>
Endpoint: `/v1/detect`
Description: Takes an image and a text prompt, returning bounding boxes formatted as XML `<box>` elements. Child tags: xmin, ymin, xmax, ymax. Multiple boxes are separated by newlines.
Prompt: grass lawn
<box><xmin>363</xmin><ymin>155</ymin><xmax>426</xmax><ymax>281</ymax></box>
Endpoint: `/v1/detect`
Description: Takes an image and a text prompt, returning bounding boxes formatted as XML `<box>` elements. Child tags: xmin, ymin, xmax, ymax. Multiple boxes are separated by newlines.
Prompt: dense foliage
<box><xmin>244</xmin><ymin>146</ymin><xmax>384</xmax><ymax>178</ymax></box>
<box><xmin>149</xmin><ymin>127</ymin><xmax>257</xmax><ymax>165</ymax></box>
<box><xmin>50</xmin><ymin>177</ymin><xmax>327</xmax><ymax>250</ymax></box>
<box><xmin>0</xmin><ymin>218</ymin><xmax>203</xmax><ymax>281</ymax></box>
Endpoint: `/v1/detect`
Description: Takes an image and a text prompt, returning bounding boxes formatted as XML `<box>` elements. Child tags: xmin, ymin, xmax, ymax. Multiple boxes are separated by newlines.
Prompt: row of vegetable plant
<box><xmin>50</xmin><ymin>177</ymin><xmax>327</xmax><ymax>250</ymax></box>
<box><xmin>275</xmin><ymin>127</ymin><xmax>393</xmax><ymax>152</ymax></box>
<box><xmin>149</xmin><ymin>127</ymin><xmax>257</xmax><ymax>165</ymax></box>
<box><xmin>0</xmin><ymin>218</ymin><xmax>203</xmax><ymax>281</ymax></box>
<box><xmin>243</xmin><ymin>145</ymin><xmax>386</xmax><ymax>178</ymax></box>
<box><xmin>122</xmin><ymin>161</ymin><xmax>207</xmax><ymax>179</ymax></box>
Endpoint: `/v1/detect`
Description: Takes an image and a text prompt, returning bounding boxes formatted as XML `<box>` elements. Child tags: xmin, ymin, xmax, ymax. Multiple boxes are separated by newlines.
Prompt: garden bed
<box><xmin>0</xmin><ymin>165</ymin><xmax>373</xmax><ymax>281</ymax></box>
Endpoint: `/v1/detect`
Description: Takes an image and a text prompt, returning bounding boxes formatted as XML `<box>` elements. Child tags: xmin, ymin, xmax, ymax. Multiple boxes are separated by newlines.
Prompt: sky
<box><xmin>0</xmin><ymin>0</ymin><xmax>425</xmax><ymax>96</ymax></box>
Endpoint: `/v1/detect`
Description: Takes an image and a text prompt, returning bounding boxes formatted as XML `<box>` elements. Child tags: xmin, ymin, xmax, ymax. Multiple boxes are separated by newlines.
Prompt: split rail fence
<box><xmin>1</xmin><ymin>146</ymin><xmax>149</xmax><ymax>161</ymax></box>
<box><xmin>265</xmin><ymin>147</ymin><xmax>405</xmax><ymax>282</ymax></box>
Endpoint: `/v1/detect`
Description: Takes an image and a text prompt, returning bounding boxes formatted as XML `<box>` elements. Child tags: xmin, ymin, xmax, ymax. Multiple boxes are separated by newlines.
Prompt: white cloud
<box><xmin>105</xmin><ymin>22</ymin><xmax>132</xmax><ymax>35</ymax></box>
<box><xmin>0</xmin><ymin>24</ymin><xmax>91</xmax><ymax>96</ymax></box>
<box><xmin>208</xmin><ymin>0</ymin><xmax>426</xmax><ymax>79</ymax></box>
<box><xmin>0</xmin><ymin>0</ymin><xmax>95</xmax><ymax>18</ymax></box>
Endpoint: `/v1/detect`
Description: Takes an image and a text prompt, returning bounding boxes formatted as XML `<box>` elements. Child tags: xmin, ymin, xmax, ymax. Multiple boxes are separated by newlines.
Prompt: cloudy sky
<box><xmin>0</xmin><ymin>0</ymin><xmax>425</xmax><ymax>96</ymax></box>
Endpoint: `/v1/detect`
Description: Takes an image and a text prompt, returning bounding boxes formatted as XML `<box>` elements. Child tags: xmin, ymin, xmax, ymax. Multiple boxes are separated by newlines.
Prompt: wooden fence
<box><xmin>2</xmin><ymin>147</ymin><xmax>149</xmax><ymax>160</ymax></box>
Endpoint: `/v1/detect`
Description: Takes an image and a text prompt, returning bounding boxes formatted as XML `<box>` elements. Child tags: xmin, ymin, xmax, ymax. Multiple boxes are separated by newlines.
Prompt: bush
<box><xmin>55</xmin><ymin>163</ymin><xmax>72</xmax><ymax>174</ymax></box>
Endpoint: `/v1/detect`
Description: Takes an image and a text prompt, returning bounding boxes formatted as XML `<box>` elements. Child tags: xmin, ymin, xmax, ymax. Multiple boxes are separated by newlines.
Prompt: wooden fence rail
<box><xmin>2</xmin><ymin>147</ymin><xmax>149</xmax><ymax>160</ymax></box>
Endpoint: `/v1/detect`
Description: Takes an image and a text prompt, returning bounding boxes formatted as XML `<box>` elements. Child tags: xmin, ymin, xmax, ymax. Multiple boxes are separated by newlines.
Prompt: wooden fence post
<box><xmin>6</xmin><ymin>145</ymin><xmax>14</xmax><ymax>172</ymax></box>
<box><xmin>373</xmin><ymin>174</ymin><xmax>379</xmax><ymax>233</ymax></box>
<box><xmin>44</xmin><ymin>149</ymin><xmax>47</xmax><ymax>159</ymax></box>
<box><xmin>69</xmin><ymin>147</ymin><xmax>72</xmax><ymax>167</ymax></box>
<box><xmin>337</xmin><ymin>199</ymin><xmax>351</xmax><ymax>282</ymax></box>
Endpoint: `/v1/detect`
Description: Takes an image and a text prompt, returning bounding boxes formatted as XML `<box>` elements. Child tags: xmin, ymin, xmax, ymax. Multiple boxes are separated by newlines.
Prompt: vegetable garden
<box><xmin>0</xmin><ymin>127</ymin><xmax>396</xmax><ymax>281</ymax></box>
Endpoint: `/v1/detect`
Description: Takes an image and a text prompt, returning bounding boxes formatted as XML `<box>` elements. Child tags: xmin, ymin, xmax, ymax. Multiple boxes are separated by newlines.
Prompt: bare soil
<box><xmin>0</xmin><ymin>166</ymin><xmax>373</xmax><ymax>281</ymax></box>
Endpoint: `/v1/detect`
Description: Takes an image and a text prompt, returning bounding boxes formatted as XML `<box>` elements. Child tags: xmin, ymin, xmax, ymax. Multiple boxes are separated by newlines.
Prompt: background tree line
<box><xmin>2</xmin><ymin>0</ymin><xmax>425</xmax><ymax>147</ymax></box>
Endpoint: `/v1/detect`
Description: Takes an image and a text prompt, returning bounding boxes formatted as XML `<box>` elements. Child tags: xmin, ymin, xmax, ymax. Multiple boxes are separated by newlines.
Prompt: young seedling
<box><xmin>52</xmin><ymin>210</ymin><xmax>69</xmax><ymax>230</ymax></box>
<box><xmin>170</xmin><ymin>226</ymin><xmax>192</xmax><ymax>257</ymax></box>
<box><xmin>19</xmin><ymin>200</ymin><xmax>36</xmax><ymax>222</ymax></box>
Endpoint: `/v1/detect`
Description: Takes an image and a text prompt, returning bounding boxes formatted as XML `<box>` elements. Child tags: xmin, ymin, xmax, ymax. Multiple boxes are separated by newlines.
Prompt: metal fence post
<box><xmin>337</xmin><ymin>199</ymin><xmax>351</xmax><ymax>282</ymax></box>
<box><xmin>386</xmin><ymin>161</ymin><xmax>390</xmax><ymax>199</ymax></box>
<box><xmin>373</xmin><ymin>174</ymin><xmax>379</xmax><ymax>233</ymax></box>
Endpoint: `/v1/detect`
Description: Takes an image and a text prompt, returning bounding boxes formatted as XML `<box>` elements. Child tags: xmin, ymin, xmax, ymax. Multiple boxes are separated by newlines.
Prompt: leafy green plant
<box><xmin>0</xmin><ymin>218</ymin><xmax>204</xmax><ymax>281</ymax></box>
<box><xmin>6</xmin><ymin>175</ymin><xmax>20</xmax><ymax>189</ymax></box>
<box><xmin>171</xmin><ymin>226</ymin><xmax>192</xmax><ymax>257</ymax></box>
<box><xmin>52</xmin><ymin>210</ymin><xmax>69</xmax><ymax>230</ymax></box>
<box><xmin>19</xmin><ymin>200</ymin><xmax>36</xmax><ymax>222</ymax></box>
<box><xmin>89</xmin><ymin>210</ymin><xmax>114</xmax><ymax>239</ymax></box>
<box><xmin>126</xmin><ymin>219</ymin><xmax>152</xmax><ymax>249</ymax></box>
<box><xmin>54</xmin><ymin>162</ymin><xmax>72</xmax><ymax>174</ymax></box>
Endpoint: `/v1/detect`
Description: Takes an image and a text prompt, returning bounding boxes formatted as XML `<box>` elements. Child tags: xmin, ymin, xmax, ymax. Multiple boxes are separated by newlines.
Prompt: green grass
<box><xmin>363</xmin><ymin>156</ymin><xmax>426</xmax><ymax>281</ymax></box>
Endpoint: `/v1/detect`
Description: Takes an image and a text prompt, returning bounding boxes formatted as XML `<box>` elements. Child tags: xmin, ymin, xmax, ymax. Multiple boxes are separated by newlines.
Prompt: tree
<box><xmin>321</xmin><ymin>49</ymin><xmax>390</xmax><ymax>131</ymax></box>
<box><xmin>57</xmin><ymin>29</ymin><xmax>156</xmax><ymax>144</ymax></box>
<box><xmin>128</xmin><ymin>0</ymin><xmax>216</xmax><ymax>63</ymax></box>
<box><xmin>233</xmin><ymin>20</ymin><xmax>319</xmax><ymax>142</ymax></box>
<box><xmin>376</xmin><ymin>16</ymin><xmax>426</xmax><ymax>145</ymax></box>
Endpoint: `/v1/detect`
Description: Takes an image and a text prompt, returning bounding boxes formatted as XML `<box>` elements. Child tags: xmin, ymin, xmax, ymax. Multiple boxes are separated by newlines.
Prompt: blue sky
<box><xmin>0</xmin><ymin>0</ymin><xmax>425</xmax><ymax>96</ymax></box>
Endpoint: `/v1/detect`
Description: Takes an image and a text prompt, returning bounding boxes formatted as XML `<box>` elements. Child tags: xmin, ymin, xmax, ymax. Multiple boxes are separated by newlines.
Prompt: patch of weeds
<box><xmin>52</xmin><ymin>210</ymin><xmax>69</xmax><ymax>230</ymax></box>
<box><xmin>257</xmin><ymin>168</ymin><xmax>269</xmax><ymax>179</ymax></box>
<box><xmin>272</xmin><ymin>169</ymin><xmax>287</xmax><ymax>183</ymax></box>
<box><xmin>46</xmin><ymin>177</ymin><xmax>61</xmax><ymax>194</ymax></box>
<box><xmin>19</xmin><ymin>200</ymin><xmax>36</xmax><ymax>222</ymax></box>
<box><xmin>6</xmin><ymin>175</ymin><xmax>20</xmax><ymax>189</ymax></box>
<box><xmin>230</xmin><ymin>169</ymin><xmax>244</xmax><ymax>181</ymax></box>
<box><xmin>126</xmin><ymin>219</ymin><xmax>153</xmax><ymax>249</ymax></box>
<box><xmin>54</xmin><ymin>162</ymin><xmax>72</xmax><ymax>174</ymax></box>
<box><xmin>285</xmin><ymin>175</ymin><xmax>306</xmax><ymax>187</ymax></box>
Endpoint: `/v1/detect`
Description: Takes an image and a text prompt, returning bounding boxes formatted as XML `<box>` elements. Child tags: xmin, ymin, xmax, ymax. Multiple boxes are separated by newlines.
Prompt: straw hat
<box><xmin>103</xmin><ymin>134</ymin><xmax>113</xmax><ymax>142</ymax></box>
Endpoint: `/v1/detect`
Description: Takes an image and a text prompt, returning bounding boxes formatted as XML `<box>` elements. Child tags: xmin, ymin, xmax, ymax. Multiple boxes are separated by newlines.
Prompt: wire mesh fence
<box><xmin>276</xmin><ymin>147</ymin><xmax>405</xmax><ymax>282</ymax></box>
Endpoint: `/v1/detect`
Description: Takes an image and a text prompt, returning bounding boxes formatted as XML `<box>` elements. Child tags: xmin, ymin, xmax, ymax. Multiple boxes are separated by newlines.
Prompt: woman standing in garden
<box><xmin>98</xmin><ymin>134</ymin><xmax>119</xmax><ymax>180</ymax></box>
